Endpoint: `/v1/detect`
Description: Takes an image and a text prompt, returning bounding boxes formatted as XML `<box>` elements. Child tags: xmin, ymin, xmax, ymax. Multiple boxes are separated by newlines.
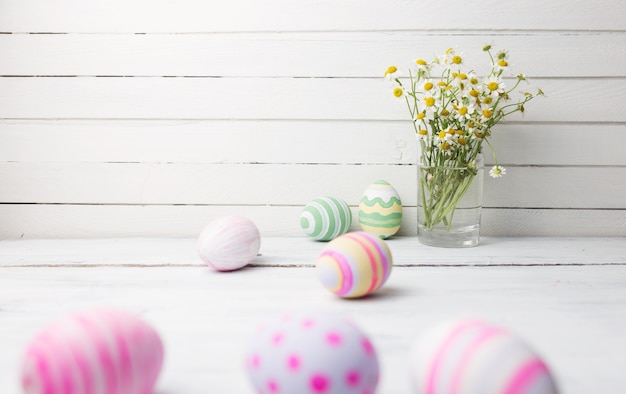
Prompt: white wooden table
<box><xmin>1</xmin><ymin>237</ymin><xmax>625</xmax><ymax>393</ymax></box>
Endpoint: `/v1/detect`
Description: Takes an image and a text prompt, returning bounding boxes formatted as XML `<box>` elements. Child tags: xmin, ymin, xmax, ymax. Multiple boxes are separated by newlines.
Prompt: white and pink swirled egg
<box><xmin>197</xmin><ymin>215</ymin><xmax>261</xmax><ymax>271</ymax></box>
<box><xmin>409</xmin><ymin>319</ymin><xmax>559</xmax><ymax>394</ymax></box>
<box><xmin>244</xmin><ymin>312</ymin><xmax>380</xmax><ymax>394</ymax></box>
<box><xmin>21</xmin><ymin>309</ymin><xmax>164</xmax><ymax>394</ymax></box>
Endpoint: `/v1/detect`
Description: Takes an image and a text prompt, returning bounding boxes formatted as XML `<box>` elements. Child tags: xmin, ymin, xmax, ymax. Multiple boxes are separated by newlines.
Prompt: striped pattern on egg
<box><xmin>21</xmin><ymin>309</ymin><xmax>164</xmax><ymax>394</ymax></box>
<box><xmin>409</xmin><ymin>319</ymin><xmax>559</xmax><ymax>394</ymax></box>
<box><xmin>358</xmin><ymin>180</ymin><xmax>402</xmax><ymax>239</ymax></box>
<box><xmin>300</xmin><ymin>197</ymin><xmax>352</xmax><ymax>241</ymax></box>
<box><xmin>316</xmin><ymin>231</ymin><xmax>393</xmax><ymax>298</ymax></box>
<box><xmin>197</xmin><ymin>215</ymin><xmax>262</xmax><ymax>271</ymax></box>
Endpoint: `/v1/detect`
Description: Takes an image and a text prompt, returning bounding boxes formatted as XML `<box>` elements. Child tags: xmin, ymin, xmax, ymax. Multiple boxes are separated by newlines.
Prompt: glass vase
<box><xmin>417</xmin><ymin>154</ymin><xmax>484</xmax><ymax>247</ymax></box>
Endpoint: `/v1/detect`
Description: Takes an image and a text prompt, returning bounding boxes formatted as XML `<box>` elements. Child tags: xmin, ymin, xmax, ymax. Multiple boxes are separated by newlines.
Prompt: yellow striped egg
<box><xmin>316</xmin><ymin>231</ymin><xmax>393</xmax><ymax>298</ymax></box>
<box><xmin>358</xmin><ymin>180</ymin><xmax>402</xmax><ymax>239</ymax></box>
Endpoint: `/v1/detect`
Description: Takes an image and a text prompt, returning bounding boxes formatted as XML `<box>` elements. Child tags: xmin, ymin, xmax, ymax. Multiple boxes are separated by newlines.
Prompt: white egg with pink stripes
<box><xmin>409</xmin><ymin>319</ymin><xmax>558</xmax><ymax>394</ymax></box>
<box><xmin>197</xmin><ymin>215</ymin><xmax>261</xmax><ymax>271</ymax></box>
<box><xmin>21</xmin><ymin>309</ymin><xmax>164</xmax><ymax>394</ymax></box>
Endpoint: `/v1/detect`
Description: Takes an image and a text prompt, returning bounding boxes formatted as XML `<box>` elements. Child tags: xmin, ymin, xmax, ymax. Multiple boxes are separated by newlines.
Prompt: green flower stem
<box><xmin>420</xmin><ymin>163</ymin><xmax>478</xmax><ymax>231</ymax></box>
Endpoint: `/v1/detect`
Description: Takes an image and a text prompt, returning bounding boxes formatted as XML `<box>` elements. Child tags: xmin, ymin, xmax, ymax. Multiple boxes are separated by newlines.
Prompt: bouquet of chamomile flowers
<box><xmin>385</xmin><ymin>45</ymin><xmax>543</xmax><ymax>231</ymax></box>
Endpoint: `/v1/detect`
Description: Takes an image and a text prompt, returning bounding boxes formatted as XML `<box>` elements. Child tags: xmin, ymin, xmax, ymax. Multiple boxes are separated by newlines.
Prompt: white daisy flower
<box><xmin>485</xmin><ymin>76</ymin><xmax>506</xmax><ymax>98</ymax></box>
<box><xmin>489</xmin><ymin>165</ymin><xmax>507</xmax><ymax>178</ymax></box>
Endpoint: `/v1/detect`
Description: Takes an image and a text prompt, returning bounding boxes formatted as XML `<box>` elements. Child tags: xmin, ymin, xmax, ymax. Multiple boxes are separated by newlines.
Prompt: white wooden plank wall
<box><xmin>1</xmin><ymin>0</ymin><xmax>625</xmax><ymax>238</ymax></box>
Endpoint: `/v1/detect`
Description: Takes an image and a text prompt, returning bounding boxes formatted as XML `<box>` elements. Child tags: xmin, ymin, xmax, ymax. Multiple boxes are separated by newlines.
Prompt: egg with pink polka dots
<box><xmin>244</xmin><ymin>312</ymin><xmax>379</xmax><ymax>394</ymax></box>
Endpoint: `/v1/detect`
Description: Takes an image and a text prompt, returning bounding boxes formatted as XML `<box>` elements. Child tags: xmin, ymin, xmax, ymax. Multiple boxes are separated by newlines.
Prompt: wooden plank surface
<box><xmin>2</xmin><ymin>33</ymin><xmax>624</xmax><ymax>78</ymax></box>
<box><xmin>0</xmin><ymin>237</ymin><xmax>625</xmax><ymax>393</ymax></box>
<box><xmin>0</xmin><ymin>77</ymin><xmax>620</xmax><ymax>122</ymax></box>
<box><xmin>1</xmin><ymin>205</ymin><xmax>625</xmax><ymax>239</ymax></box>
<box><xmin>0</xmin><ymin>162</ymin><xmax>624</xmax><ymax>209</ymax></box>
<box><xmin>1</xmin><ymin>237</ymin><xmax>624</xmax><ymax>267</ymax></box>
<box><xmin>0</xmin><ymin>0</ymin><xmax>622</xmax><ymax>32</ymax></box>
<box><xmin>2</xmin><ymin>121</ymin><xmax>624</xmax><ymax>167</ymax></box>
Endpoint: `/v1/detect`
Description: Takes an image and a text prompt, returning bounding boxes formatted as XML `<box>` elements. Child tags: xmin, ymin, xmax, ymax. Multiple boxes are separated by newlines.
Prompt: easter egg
<box><xmin>21</xmin><ymin>309</ymin><xmax>164</xmax><ymax>394</ymax></box>
<box><xmin>197</xmin><ymin>215</ymin><xmax>261</xmax><ymax>271</ymax></box>
<box><xmin>316</xmin><ymin>231</ymin><xmax>393</xmax><ymax>298</ymax></box>
<box><xmin>358</xmin><ymin>180</ymin><xmax>403</xmax><ymax>239</ymax></box>
<box><xmin>299</xmin><ymin>196</ymin><xmax>352</xmax><ymax>241</ymax></box>
<box><xmin>409</xmin><ymin>319</ymin><xmax>559</xmax><ymax>394</ymax></box>
<box><xmin>244</xmin><ymin>311</ymin><xmax>379</xmax><ymax>394</ymax></box>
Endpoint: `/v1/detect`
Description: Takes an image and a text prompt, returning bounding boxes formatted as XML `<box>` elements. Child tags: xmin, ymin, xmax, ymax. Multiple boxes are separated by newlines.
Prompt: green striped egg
<box><xmin>299</xmin><ymin>197</ymin><xmax>352</xmax><ymax>241</ymax></box>
<box><xmin>358</xmin><ymin>180</ymin><xmax>402</xmax><ymax>239</ymax></box>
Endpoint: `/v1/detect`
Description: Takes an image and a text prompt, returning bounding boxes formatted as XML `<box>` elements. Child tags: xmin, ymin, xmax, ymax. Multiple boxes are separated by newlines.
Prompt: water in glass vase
<box><xmin>417</xmin><ymin>157</ymin><xmax>484</xmax><ymax>248</ymax></box>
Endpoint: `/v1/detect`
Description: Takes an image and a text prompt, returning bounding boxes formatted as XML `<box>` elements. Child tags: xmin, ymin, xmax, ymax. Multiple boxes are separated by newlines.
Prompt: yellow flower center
<box><xmin>452</xmin><ymin>55</ymin><xmax>462</xmax><ymax>64</ymax></box>
<box><xmin>416</xmin><ymin>112</ymin><xmax>426</xmax><ymax>120</ymax></box>
<box><xmin>483</xmin><ymin>97</ymin><xmax>493</xmax><ymax>104</ymax></box>
<box><xmin>418</xmin><ymin>129</ymin><xmax>428</xmax><ymax>135</ymax></box>
<box><xmin>423</xmin><ymin>82</ymin><xmax>434</xmax><ymax>91</ymax></box>
<box><xmin>458</xmin><ymin>107</ymin><xmax>468</xmax><ymax>115</ymax></box>
<box><xmin>437</xmin><ymin>81</ymin><xmax>447</xmax><ymax>87</ymax></box>
<box><xmin>474</xmin><ymin>131</ymin><xmax>484</xmax><ymax>138</ymax></box>
<box><xmin>424</xmin><ymin>97</ymin><xmax>435</xmax><ymax>106</ymax></box>
<box><xmin>458</xmin><ymin>73</ymin><xmax>467</xmax><ymax>80</ymax></box>
<box><xmin>498</xmin><ymin>59</ymin><xmax>508</xmax><ymax>67</ymax></box>
<box><xmin>469</xmin><ymin>89</ymin><xmax>479</xmax><ymax>97</ymax></box>
<box><xmin>384</xmin><ymin>66</ymin><xmax>397</xmax><ymax>77</ymax></box>
<box><xmin>487</xmin><ymin>81</ymin><xmax>499</xmax><ymax>91</ymax></box>
<box><xmin>393</xmin><ymin>87</ymin><xmax>403</xmax><ymax>97</ymax></box>
<box><xmin>470</xmin><ymin>78</ymin><xmax>479</xmax><ymax>85</ymax></box>
<box><xmin>458</xmin><ymin>137</ymin><xmax>467</xmax><ymax>145</ymax></box>
<box><xmin>416</xmin><ymin>59</ymin><xmax>427</xmax><ymax>66</ymax></box>
<box><xmin>446</xmin><ymin>48</ymin><xmax>454</xmax><ymax>54</ymax></box>
<box><xmin>448</xmin><ymin>129</ymin><xmax>456</xmax><ymax>135</ymax></box>
<box><xmin>440</xmin><ymin>141</ymin><xmax>451</xmax><ymax>150</ymax></box>
<box><xmin>483</xmin><ymin>109</ymin><xmax>493</xmax><ymax>118</ymax></box>
<box><xmin>456</xmin><ymin>130</ymin><xmax>465</xmax><ymax>136</ymax></box>
<box><xmin>441</xmin><ymin>109</ymin><xmax>450</xmax><ymax>117</ymax></box>
<box><xmin>438</xmin><ymin>131</ymin><xmax>447</xmax><ymax>139</ymax></box>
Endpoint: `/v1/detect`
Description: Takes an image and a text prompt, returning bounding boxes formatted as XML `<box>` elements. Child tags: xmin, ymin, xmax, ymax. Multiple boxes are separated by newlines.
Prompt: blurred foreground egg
<box><xmin>409</xmin><ymin>319</ymin><xmax>559</xmax><ymax>394</ymax></box>
<box><xmin>244</xmin><ymin>312</ymin><xmax>379</xmax><ymax>394</ymax></box>
<box><xmin>358</xmin><ymin>180</ymin><xmax>402</xmax><ymax>239</ymax></box>
<box><xmin>198</xmin><ymin>215</ymin><xmax>261</xmax><ymax>271</ymax></box>
<box><xmin>21</xmin><ymin>309</ymin><xmax>164</xmax><ymax>394</ymax></box>
<box><xmin>300</xmin><ymin>196</ymin><xmax>352</xmax><ymax>241</ymax></box>
<box><xmin>316</xmin><ymin>231</ymin><xmax>392</xmax><ymax>298</ymax></box>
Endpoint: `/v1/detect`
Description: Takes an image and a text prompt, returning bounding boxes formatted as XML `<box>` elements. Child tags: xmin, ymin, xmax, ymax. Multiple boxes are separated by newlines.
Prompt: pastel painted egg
<box><xmin>409</xmin><ymin>319</ymin><xmax>559</xmax><ymax>394</ymax></box>
<box><xmin>197</xmin><ymin>215</ymin><xmax>261</xmax><ymax>271</ymax></box>
<box><xmin>300</xmin><ymin>196</ymin><xmax>352</xmax><ymax>241</ymax></box>
<box><xmin>244</xmin><ymin>312</ymin><xmax>379</xmax><ymax>394</ymax></box>
<box><xmin>316</xmin><ymin>231</ymin><xmax>393</xmax><ymax>298</ymax></box>
<box><xmin>21</xmin><ymin>309</ymin><xmax>164</xmax><ymax>394</ymax></box>
<box><xmin>358</xmin><ymin>180</ymin><xmax>403</xmax><ymax>239</ymax></box>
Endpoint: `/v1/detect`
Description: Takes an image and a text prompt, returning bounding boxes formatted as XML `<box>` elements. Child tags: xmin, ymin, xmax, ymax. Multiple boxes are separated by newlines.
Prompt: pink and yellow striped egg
<box><xmin>21</xmin><ymin>309</ymin><xmax>164</xmax><ymax>394</ymax></box>
<box><xmin>409</xmin><ymin>319</ymin><xmax>559</xmax><ymax>394</ymax></box>
<box><xmin>316</xmin><ymin>231</ymin><xmax>393</xmax><ymax>298</ymax></box>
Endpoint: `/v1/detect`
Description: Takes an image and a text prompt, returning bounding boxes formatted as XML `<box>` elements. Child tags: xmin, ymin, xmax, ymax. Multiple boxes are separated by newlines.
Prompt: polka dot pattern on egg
<box><xmin>245</xmin><ymin>312</ymin><xmax>379</xmax><ymax>394</ymax></box>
